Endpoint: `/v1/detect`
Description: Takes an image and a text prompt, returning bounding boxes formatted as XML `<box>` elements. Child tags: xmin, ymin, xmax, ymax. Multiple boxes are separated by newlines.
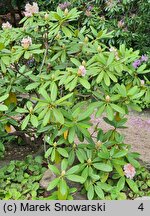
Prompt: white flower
<box><xmin>77</xmin><ymin>65</ymin><xmax>86</xmax><ymax>76</ymax></box>
<box><xmin>24</xmin><ymin>2</ymin><xmax>39</xmax><ymax>17</ymax></box>
<box><xmin>2</xmin><ymin>21</ymin><xmax>12</xmax><ymax>30</ymax></box>
<box><xmin>21</xmin><ymin>37</ymin><xmax>32</xmax><ymax>49</ymax></box>
<box><xmin>124</xmin><ymin>163</ymin><xmax>136</xmax><ymax>179</ymax></box>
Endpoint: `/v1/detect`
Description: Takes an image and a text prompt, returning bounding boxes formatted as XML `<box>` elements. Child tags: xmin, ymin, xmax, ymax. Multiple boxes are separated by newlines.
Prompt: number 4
<box><xmin>138</xmin><ymin>203</ymin><xmax>144</xmax><ymax>211</ymax></box>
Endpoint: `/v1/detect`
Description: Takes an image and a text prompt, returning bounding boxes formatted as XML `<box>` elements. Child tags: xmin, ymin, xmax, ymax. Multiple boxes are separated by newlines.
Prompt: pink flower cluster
<box><xmin>21</xmin><ymin>37</ymin><xmax>32</xmax><ymax>49</ymax></box>
<box><xmin>132</xmin><ymin>55</ymin><xmax>148</xmax><ymax>69</ymax></box>
<box><xmin>77</xmin><ymin>65</ymin><xmax>86</xmax><ymax>77</ymax></box>
<box><xmin>124</xmin><ymin>163</ymin><xmax>136</xmax><ymax>179</ymax></box>
<box><xmin>58</xmin><ymin>2</ymin><xmax>71</xmax><ymax>10</ymax></box>
<box><xmin>24</xmin><ymin>2</ymin><xmax>39</xmax><ymax>17</ymax></box>
<box><xmin>2</xmin><ymin>21</ymin><xmax>12</xmax><ymax>30</ymax></box>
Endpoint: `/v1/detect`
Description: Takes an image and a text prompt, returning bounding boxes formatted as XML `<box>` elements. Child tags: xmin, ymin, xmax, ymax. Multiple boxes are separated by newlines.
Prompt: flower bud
<box><xmin>105</xmin><ymin>95</ymin><xmax>110</xmax><ymax>102</ymax></box>
<box><xmin>84</xmin><ymin>36</ymin><xmax>89</xmax><ymax>43</ymax></box>
<box><xmin>61</xmin><ymin>170</ymin><xmax>66</xmax><ymax>176</ymax></box>
<box><xmin>140</xmin><ymin>80</ymin><xmax>145</xmax><ymax>86</ymax></box>
<box><xmin>64</xmin><ymin>8</ymin><xmax>69</xmax><ymax>16</ymax></box>
<box><xmin>96</xmin><ymin>140</ymin><xmax>102</xmax><ymax>149</ymax></box>
<box><xmin>45</xmin><ymin>13</ymin><xmax>49</xmax><ymax>20</ymax></box>
<box><xmin>82</xmin><ymin>60</ymin><xmax>86</xmax><ymax>66</ymax></box>
<box><xmin>53</xmin><ymin>142</ymin><xmax>57</xmax><ymax>147</ymax></box>
<box><xmin>29</xmin><ymin>107</ymin><xmax>33</xmax><ymax>113</ymax></box>
<box><xmin>97</xmin><ymin>46</ymin><xmax>102</xmax><ymax>52</ymax></box>
<box><xmin>87</xmin><ymin>158</ymin><xmax>92</xmax><ymax>165</ymax></box>
<box><xmin>73</xmin><ymin>144</ymin><xmax>76</xmax><ymax>149</ymax></box>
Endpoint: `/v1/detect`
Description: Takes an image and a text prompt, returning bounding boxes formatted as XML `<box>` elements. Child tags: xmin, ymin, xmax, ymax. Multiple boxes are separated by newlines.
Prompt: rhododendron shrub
<box><xmin>0</xmin><ymin>4</ymin><xmax>149</xmax><ymax>200</ymax></box>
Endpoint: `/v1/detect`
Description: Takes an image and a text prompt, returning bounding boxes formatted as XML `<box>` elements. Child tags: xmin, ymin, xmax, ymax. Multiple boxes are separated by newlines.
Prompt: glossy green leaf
<box><xmin>21</xmin><ymin>115</ymin><xmax>30</xmax><ymax>130</ymax></box>
<box><xmin>93</xmin><ymin>163</ymin><xmax>112</xmax><ymax>172</ymax></box>
<box><xmin>47</xmin><ymin>178</ymin><xmax>60</xmax><ymax>191</ymax></box>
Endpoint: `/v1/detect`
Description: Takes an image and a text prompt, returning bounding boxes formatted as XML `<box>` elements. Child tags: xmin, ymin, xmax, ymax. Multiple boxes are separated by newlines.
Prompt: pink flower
<box><xmin>24</xmin><ymin>2</ymin><xmax>39</xmax><ymax>17</ymax></box>
<box><xmin>124</xmin><ymin>163</ymin><xmax>136</xmax><ymax>179</ymax></box>
<box><xmin>21</xmin><ymin>37</ymin><xmax>32</xmax><ymax>49</ymax></box>
<box><xmin>2</xmin><ymin>21</ymin><xmax>12</xmax><ymax>29</ymax></box>
<box><xmin>140</xmin><ymin>80</ymin><xmax>145</xmax><ymax>86</ymax></box>
<box><xmin>77</xmin><ymin>65</ymin><xmax>86</xmax><ymax>76</ymax></box>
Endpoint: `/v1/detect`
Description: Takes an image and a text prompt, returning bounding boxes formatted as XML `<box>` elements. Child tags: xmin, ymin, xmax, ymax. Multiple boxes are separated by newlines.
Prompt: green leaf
<box><xmin>96</xmin><ymin>105</ymin><xmax>105</xmax><ymax>117</ymax></box>
<box><xmin>87</xmin><ymin>184</ymin><xmax>94</xmax><ymax>200</ymax></box>
<box><xmin>70</xmin><ymin>58</ymin><xmax>81</xmax><ymax>67</ymax></box>
<box><xmin>66</xmin><ymin>165</ymin><xmax>79</xmax><ymax>175</ymax></box>
<box><xmin>0</xmin><ymin>104</ymin><xmax>8</xmax><ymax>111</ymax></box>
<box><xmin>50</xmin><ymin>82</ymin><xmax>57</xmax><ymax>102</ymax></box>
<box><xmin>69</xmin><ymin>77</ymin><xmax>78</xmax><ymax>91</ymax></box>
<box><xmin>113</xmin><ymin>150</ymin><xmax>128</xmax><ymax>158</ymax></box>
<box><xmin>48</xmin><ymin>164</ymin><xmax>60</xmax><ymax>175</ymax></box>
<box><xmin>47</xmin><ymin>178</ymin><xmax>60</xmax><ymax>191</ymax></box>
<box><xmin>97</xmin><ymin>182</ymin><xmax>112</xmax><ymax>192</ymax></box>
<box><xmin>104</xmin><ymin>74</ymin><xmax>110</xmax><ymax>86</ymax></box>
<box><xmin>78</xmin><ymin>107</ymin><xmax>94</xmax><ymax>121</ymax></box>
<box><xmin>79</xmin><ymin>78</ymin><xmax>90</xmax><ymax>89</ymax></box>
<box><xmin>39</xmin><ymin>88</ymin><xmax>51</xmax><ymax>102</ymax></box>
<box><xmin>1</xmin><ymin>56</ymin><xmax>10</xmax><ymax>65</ymax></box>
<box><xmin>45</xmin><ymin>147</ymin><xmax>53</xmax><ymax>158</ymax></box>
<box><xmin>110</xmin><ymin>104</ymin><xmax>125</xmax><ymax>114</ymax></box>
<box><xmin>107</xmin><ymin>52</ymin><xmax>114</xmax><ymax>66</ymax></box>
<box><xmin>81</xmin><ymin>166</ymin><xmax>88</xmax><ymax>180</ymax></box>
<box><xmin>66</xmin><ymin>175</ymin><xmax>85</xmax><ymax>183</ymax></box>
<box><xmin>30</xmin><ymin>115</ymin><xmax>38</xmax><ymax>127</ymax></box>
<box><xmin>25</xmin><ymin>82</ymin><xmax>40</xmax><ymax>91</ymax></box>
<box><xmin>113</xmin><ymin>163</ymin><xmax>125</xmax><ymax>176</ymax></box>
<box><xmin>117</xmin><ymin>192</ymin><xmax>127</xmax><ymax>200</ymax></box>
<box><xmin>42</xmin><ymin>109</ymin><xmax>51</xmax><ymax>126</ymax></box>
<box><xmin>117</xmin><ymin>177</ymin><xmax>125</xmax><ymax>191</ymax></box>
<box><xmin>55</xmin><ymin>93</ymin><xmax>73</xmax><ymax>104</ymax></box>
<box><xmin>96</xmin><ymin>71</ymin><xmax>105</xmax><ymax>83</ymax></box>
<box><xmin>21</xmin><ymin>115</ymin><xmax>30</xmax><ymax>130</ymax></box>
<box><xmin>126</xmin><ymin>155</ymin><xmax>140</xmax><ymax>168</ymax></box>
<box><xmin>51</xmin><ymin>51</ymin><xmax>62</xmax><ymax>61</ymax></box>
<box><xmin>106</xmin><ymin>104</ymin><xmax>114</xmax><ymax>120</ymax></box>
<box><xmin>57</xmin><ymin>148</ymin><xmax>68</xmax><ymax>158</ymax></box>
<box><xmin>126</xmin><ymin>179</ymin><xmax>139</xmax><ymax>193</ymax></box>
<box><xmin>93</xmin><ymin>163</ymin><xmax>112</xmax><ymax>172</ymax></box>
<box><xmin>59</xmin><ymin>179</ymin><xmax>68</xmax><ymax>196</ymax></box>
<box><xmin>16</xmin><ymin>107</ymin><xmax>28</xmax><ymax>113</ymax></box>
<box><xmin>62</xmin><ymin>26</ymin><xmax>72</xmax><ymax>37</ymax></box>
<box><xmin>137</xmin><ymin>64</ymin><xmax>146</xmax><ymax>73</ymax></box>
<box><xmin>68</xmin><ymin>127</ymin><xmax>75</xmax><ymax>143</ymax></box>
<box><xmin>127</xmin><ymin>86</ymin><xmax>138</xmax><ymax>96</ymax></box>
<box><xmin>94</xmin><ymin>185</ymin><xmax>104</xmax><ymax>199</ymax></box>
<box><xmin>53</xmin><ymin>108</ymin><xmax>64</xmax><ymax>124</ymax></box>
<box><xmin>0</xmin><ymin>94</ymin><xmax>9</xmax><ymax>102</ymax></box>
<box><xmin>61</xmin><ymin>159</ymin><xmax>68</xmax><ymax>171</ymax></box>
<box><xmin>76</xmin><ymin>149</ymin><xmax>86</xmax><ymax>163</ymax></box>
<box><xmin>107</xmin><ymin>71</ymin><xmax>117</xmax><ymax>82</ymax></box>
